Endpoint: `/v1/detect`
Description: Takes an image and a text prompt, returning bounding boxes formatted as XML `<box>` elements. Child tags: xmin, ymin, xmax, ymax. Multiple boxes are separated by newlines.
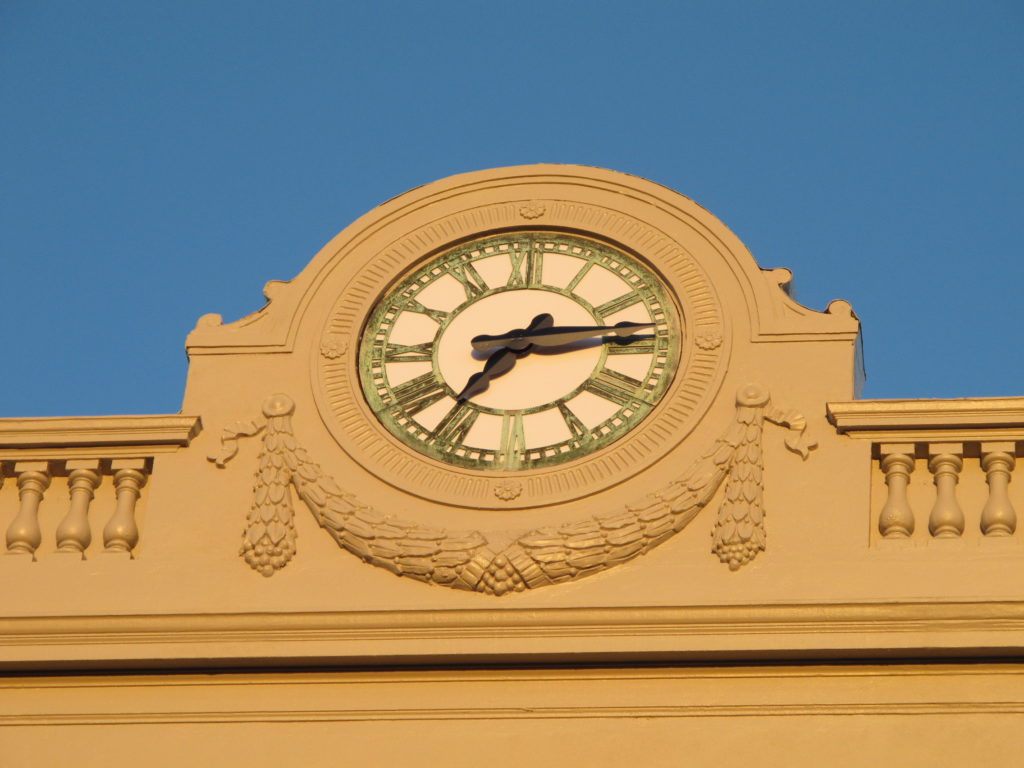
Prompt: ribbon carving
<box><xmin>209</xmin><ymin>385</ymin><xmax>816</xmax><ymax>594</ymax></box>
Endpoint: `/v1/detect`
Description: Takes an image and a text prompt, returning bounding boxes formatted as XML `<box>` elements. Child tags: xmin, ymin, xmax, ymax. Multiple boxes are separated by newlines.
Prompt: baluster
<box><xmin>6</xmin><ymin>461</ymin><xmax>52</xmax><ymax>558</ymax></box>
<box><xmin>878</xmin><ymin>444</ymin><xmax>916</xmax><ymax>538</ymax></box>
<box><xmin>55</xmin><ymin>460</ymin><xmax>101</xmax><ymax>557</ymax></box>
<box><xmin>980</xmin><ymin>442</ymin><xmax>1016</xmax><ymax>537</ymax></box>
<box><xmin>928</xmin><ymin>444</ymin><xmax>965</xmax><ymax>538</ymax></box>
<box><xmin>103</xmin><ymin>459</ymin><xmax>147</xmax><ymax>556</ymax></box>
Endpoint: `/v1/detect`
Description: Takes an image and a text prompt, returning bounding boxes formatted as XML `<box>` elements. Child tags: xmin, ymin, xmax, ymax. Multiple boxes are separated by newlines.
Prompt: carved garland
<box><xmin>209</xmin><ymin>385</ymin><xmax>815</xmax><ymax>594</ymax></box>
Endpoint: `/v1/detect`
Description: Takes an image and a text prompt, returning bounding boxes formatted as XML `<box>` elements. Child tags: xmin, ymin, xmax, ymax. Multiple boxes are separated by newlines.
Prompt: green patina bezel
<box><xmin>358</xmin><ymin>232</ymin><xmax>681</xmax><ymax>471</ymax></box>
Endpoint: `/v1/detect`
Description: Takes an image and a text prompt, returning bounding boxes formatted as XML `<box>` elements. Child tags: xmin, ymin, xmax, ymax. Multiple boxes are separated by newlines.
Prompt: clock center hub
<box><xmin>436</xmin><ymin>289</ymin><xmax>601</xmax><ymax>412</ymax></box>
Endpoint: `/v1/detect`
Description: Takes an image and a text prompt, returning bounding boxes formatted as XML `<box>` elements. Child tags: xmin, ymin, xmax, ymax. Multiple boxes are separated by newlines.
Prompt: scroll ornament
<box><xmin>208</xmin><ymin>385</ymin><xmax>815</xmax><ymax>594</ymax></box>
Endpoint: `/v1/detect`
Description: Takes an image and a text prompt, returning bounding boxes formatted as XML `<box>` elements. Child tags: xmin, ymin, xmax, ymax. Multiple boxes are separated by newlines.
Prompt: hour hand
<box><xmin>456</xmin><ymin>314</ymin><xmax>554</xmax><ymax>402</ymax></box>
<box><xmin>455</xmin><ymin>347</ymin><xmax>518</xmax><ymax>402</ymax></box>
<box><xmin>472</xmin><ymin>321</ymin><xmax>655</xmax><ymax>352</ymax></box>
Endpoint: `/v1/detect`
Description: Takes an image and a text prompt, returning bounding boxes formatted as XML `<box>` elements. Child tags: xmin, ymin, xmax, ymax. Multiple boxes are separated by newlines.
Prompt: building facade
<box><xmin>1</xmin><ymin>166</ymin><xmax>1022</xmax><ymax>766</ymax></box>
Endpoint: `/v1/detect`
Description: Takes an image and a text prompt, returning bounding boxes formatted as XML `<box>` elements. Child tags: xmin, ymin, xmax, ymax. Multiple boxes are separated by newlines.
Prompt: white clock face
<box><xmin>358</xmin><ymin>232</ymin><xmax>681</xmax><ymax>471</ymax></box>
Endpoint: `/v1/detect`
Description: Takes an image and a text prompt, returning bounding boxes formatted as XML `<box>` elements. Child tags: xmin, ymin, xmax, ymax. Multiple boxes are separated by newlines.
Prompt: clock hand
<box><xmin>498</xmin><ymin>313</ymin><xmax>555</xmax><ymax>351</ymax></box>
<box><xmin>455</xmin><ymin>347</ymin><xmax>518</xmax><ymax>402</ymax></box>
<box><xmin>471</xmin><ymin>320</ymin><xmax>656</xmax><ymax>352</ymax></box>
<box><xmin>454</xmin><ymin>314</ymin><xmax>555</xmax><ymax>402</ymax></box>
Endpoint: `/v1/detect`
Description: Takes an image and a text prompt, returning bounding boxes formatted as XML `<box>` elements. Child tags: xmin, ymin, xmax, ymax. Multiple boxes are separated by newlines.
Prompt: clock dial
<box><xmin>358</xmin><ymin>232</ymin><xmax>681</xmax><ymax>470</ymax></box>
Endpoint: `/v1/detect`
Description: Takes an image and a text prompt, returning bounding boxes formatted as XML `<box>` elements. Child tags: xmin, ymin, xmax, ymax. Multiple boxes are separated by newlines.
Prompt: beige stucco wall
<box><xmin>4</xmin><ymin>666</ymin><xmax>1023</xmax><ymax>768</ymax></box>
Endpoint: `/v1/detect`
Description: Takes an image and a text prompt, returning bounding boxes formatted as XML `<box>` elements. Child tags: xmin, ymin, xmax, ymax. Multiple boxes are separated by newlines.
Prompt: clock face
<box><xmin>358</xmin><ymin>232</ymin><xmax>681</xmax><ymax>471</ymax></box>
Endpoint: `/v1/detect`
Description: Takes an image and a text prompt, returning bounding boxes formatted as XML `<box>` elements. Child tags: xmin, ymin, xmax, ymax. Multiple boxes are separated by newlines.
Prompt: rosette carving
<box><xmin>210</xmin><ymin>386</ymin><xmax>815</xmax><ymax>594</ymax></box>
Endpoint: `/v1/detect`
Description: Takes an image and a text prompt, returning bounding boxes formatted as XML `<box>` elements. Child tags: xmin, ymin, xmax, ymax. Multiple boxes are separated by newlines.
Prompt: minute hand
<box><xmin>472</xmin><ymin>321</ymin><xmax>655</xmax><ymax>352</ymax></box>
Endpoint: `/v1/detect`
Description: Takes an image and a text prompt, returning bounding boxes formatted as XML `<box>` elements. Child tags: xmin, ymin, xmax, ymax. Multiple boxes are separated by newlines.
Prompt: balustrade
<box><xmin>0</xmin><ymin>459</ymin><xmax>149</xmax><ymax>561</ymax></box>
<box><xmin>828</xmin><ymin>398</ymin><xmax>1024</xmax><ymax>546</ymax></box>
<box><xmin>0</xmin><ymin>414</ymin><xmax>198</xmax><ymax>564</ymax></box>
<box><xmin>871</xmin><ymin>442</ymin><xmax>1021</xmax><ymax>542</ymax></box>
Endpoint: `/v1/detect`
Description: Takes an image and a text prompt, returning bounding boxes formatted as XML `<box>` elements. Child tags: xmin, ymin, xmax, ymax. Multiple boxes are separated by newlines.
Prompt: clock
<box><xmin>357</xmin><ymin>232</ymin><xmax>681</xmax><ymax>472</ymax></box>
<box><xmin>312</xmin><ymin>170</ymin><xmax>729</xmax><ymax>511</ymax></box>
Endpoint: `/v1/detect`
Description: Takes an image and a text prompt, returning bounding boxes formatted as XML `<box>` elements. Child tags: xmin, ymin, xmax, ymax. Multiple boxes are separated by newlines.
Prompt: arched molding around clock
<box><xmin>185</xmin><ymin>165</ymin><xmax>859</xmax><ymax>358</ymax></box>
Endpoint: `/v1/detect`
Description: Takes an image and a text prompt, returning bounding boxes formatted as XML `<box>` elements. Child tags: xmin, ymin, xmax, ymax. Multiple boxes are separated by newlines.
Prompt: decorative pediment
<box><xmin>184</xmin><ymin>165</ymin><xmax>861</xmax><ymax>355</ymax></box>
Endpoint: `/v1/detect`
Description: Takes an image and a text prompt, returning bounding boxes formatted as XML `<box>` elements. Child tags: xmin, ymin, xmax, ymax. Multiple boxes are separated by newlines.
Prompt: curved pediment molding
<box><xmin>185</xmin><ymin>165</ymin><xmax>859</xmax><ymax>357</ymax></box>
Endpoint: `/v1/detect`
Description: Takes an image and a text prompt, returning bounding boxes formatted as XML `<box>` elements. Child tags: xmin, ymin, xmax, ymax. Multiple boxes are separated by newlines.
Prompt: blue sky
<box><xmin>1</xmin><ymin>1</ymin><xmax>1021</xmax><ymax>416</ymax></box>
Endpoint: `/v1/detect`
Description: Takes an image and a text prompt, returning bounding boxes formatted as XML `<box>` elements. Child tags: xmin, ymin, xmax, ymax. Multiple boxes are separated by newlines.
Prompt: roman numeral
<box><xmin>558</xmin><ymin>403</ymin><xmax>591</xmax><ymax>446</ymax></box>
<box><xmin>584</xmin><ymin>367</ymin><xmax>643</xmax><ymax>406</ymax></box>
<box><xmin>384</xmin><ymin>341</ymin><xmax>434</xmax><ymax>362</ymax></box>
<box><xmin>403</xmin><ymin>299</ymin><xmax>450</xmax><ymax>326</ymax></box>
<box><xmin>498</xmin><ymin>412</ymin><xmax>527</xmax><ymax>469</ymax></box>
<box><xmin>430</xmin><ymin>401</ymin><xmax>479</xmax><ymax>448</ymax></box>
<box><xmin>447</xmin><ymin>261</ymin><xmax>489</xmax><ymax>300</ymax></box>
<box><xmin>506</xmin><ymin>248</ymin><xmax>543</xmax><ymax>288</ymax></box>
<box><xmin>605</xmin><ymin>336</ymin><xmax>657</xmax><ymax>355</ymax></box>
<box><xmin>565</xmin><ymin>260</ymin><xmax>594</xmax><ymax>292</ymax></box>
<box><xmin>390</xmin><ymin>372</ymin><xmax>447</xmax><ymax>415</ymax></box>
<box><xmin>594</xmin><ymin>291</ymin><xmax>644</xmax><ymax>318</ymax></box>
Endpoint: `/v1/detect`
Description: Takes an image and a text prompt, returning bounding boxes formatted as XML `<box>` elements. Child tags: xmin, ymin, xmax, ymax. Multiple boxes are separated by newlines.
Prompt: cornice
<box><xmin>3</xmin><ymin>600</ymin><xmax>1024</xmax><ymax>670</ymax></box>
<box><xmin>827</xmin><ymin>397</ymin><xmax>1024</xmax><ymax>436</ymax></box>
<box><xmin>4</xmin><ymin>665</ymin><xmax>1023</xmax><ymax>728</ymax></box>
<box><xmin>5</xmin><ymin>701</ymin><xmax>1022</xmax><ymax>728</ymax></box>
<box><xmin>0</xmin><ymin>415</ymin><xmax>202</xmax><ymax>449</ymax></box>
